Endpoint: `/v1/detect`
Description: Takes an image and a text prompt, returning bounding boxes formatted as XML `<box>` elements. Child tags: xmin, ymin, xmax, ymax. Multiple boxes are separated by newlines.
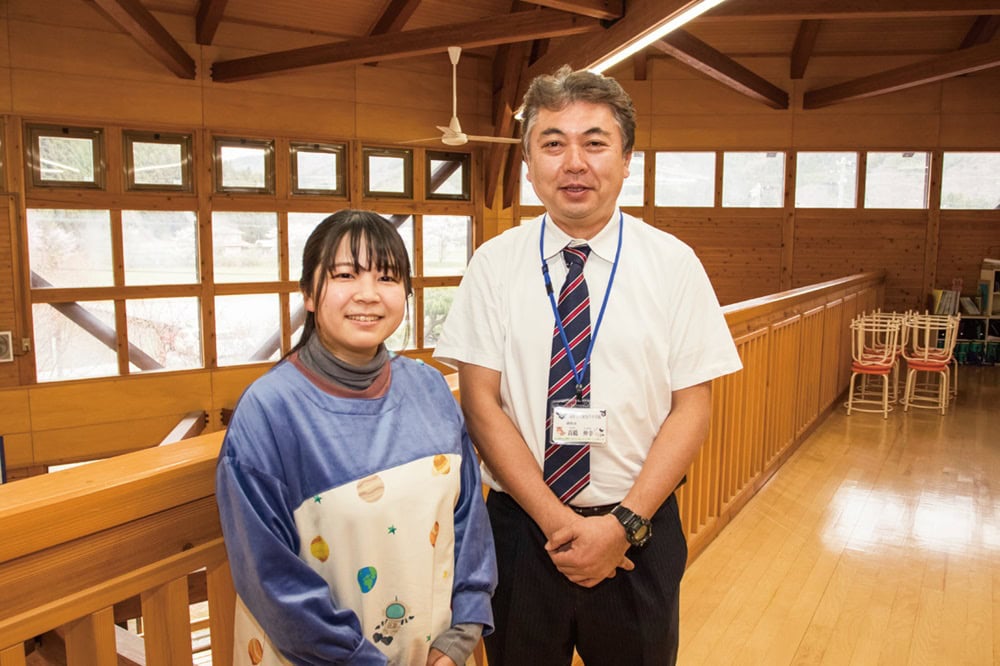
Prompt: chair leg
<box><xmin>903</xmin><ymin>369</ymin><xmax>914</xmax><ymax>412</ymax></box>
<box><xmin>881</xmin><ymin>372</ymin><xmax>890</xmax><ymax>419</ymax></box>
<box><xmin>846</xmin><ymin>372</ymin><xmax>857</xmax><ymax>415</ymax></box>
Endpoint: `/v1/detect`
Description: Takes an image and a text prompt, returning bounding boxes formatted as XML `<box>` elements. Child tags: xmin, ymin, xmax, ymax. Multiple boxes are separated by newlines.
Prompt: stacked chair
<box><xmin>900</xmin><ymin>313</ymin><xmax>960</xmax><ymax>415</ymax></box>
<box><xmin>846</xmin><ymin>311</ymin><xmax>903</xmax><ymax>418</ymax></box>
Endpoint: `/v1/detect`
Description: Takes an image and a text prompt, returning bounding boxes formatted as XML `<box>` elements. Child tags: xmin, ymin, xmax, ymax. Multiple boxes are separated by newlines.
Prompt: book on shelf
<box><xmin>932</xmin><ymin>288</ymin><xmax>959</xmax><ymax>315</ymax></box>
<box><xmin>959</xmin><ymin>296</ymin><xmax>981</xmax><ymax>315</ymax></box>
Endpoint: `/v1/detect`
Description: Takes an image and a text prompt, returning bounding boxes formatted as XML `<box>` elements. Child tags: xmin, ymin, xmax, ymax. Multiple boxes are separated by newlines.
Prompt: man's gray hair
<box><xmin>518</xmin><ymin>65</ymin><xmax>636</xmax><ymax>156</ymax></box>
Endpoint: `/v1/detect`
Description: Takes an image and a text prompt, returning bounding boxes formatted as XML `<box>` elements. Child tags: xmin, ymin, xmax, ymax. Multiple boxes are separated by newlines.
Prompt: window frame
<box><xmin>123</xmin><ymin>129</ymin><xmax>194</xmax><ymax>193</ymax></box>
<box><xmin>213</xmin><ymin>136</ymin><xmax>276</xmax><ymax>194</ymax></box>
<box><xmin>290</xmin><ymin>141</ymin><xmax>347</xmax><ymax>196</ymax></box>
<box><xmin>26</xmin><ymin>123</ymin><xmax>107</xmax><ymax>190</ymax></box>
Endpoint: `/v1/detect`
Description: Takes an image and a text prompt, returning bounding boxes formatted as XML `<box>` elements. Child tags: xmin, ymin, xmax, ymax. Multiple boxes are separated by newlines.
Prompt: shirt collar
<box><xmin>541</xmin><ymin>209</ymin><xmax>622</xmax><ymax>263</ymax></box>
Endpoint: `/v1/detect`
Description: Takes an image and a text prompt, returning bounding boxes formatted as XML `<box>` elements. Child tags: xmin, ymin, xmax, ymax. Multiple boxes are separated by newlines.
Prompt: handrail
<box><xmin>0</xmin><ymin>272</ymin><xmax>884</xmax><ymax>664</ymax></box>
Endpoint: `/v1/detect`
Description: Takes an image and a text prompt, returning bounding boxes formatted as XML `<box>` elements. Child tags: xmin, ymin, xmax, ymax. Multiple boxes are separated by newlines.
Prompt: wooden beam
<box><xmin>369</xmin><ymin>0</ymin><xmax>424</xmax><ymax>35</ymax></box>
<box><xmin>803</xmin><ymin>38</ymin><xmax>1000</xmax><ymax>109</ymax></box>
<box><xmin>195</xmin><ymin>0</ymin><xmax>228</xmax><ymax>46</ymax></box>
<box><xmin>526</xmin><ymin>0</ymin><xmax>701</xmax><ymax>80</ymax></box>
<box><xmin>633</xmin><ymin>51</ymin><xmax>649</xmax><ymax>81</ymax></box>
<box><xmin>485</xmin><ymin>41</ymin><xmax>530</xmax><ymax>206</ymax></box>
<box><xmin>526</xmin><ymin>0</ymin><xmax>623</xmax><ymax>21</ymax></box>
<box><xmin>212</xmin><ymin>10</ymin><xmax>600</xmax><ymax>82</ymax></box>
<box><xmin>502</xmin><ymin>144</ymin><xmax>525</xmax><ymax>210</ymax></box>
<box><xmin>960</xmin><ymin>15</ymin><xmax>1000</xmax><ymax>48</ymax></box>
<box><xmin>790</xmin><ymin>20</ymin><xmax>820</xmax><ymax>80</ymax></box>
<box><xmin>703</xmin><ymin>0</ymin><xmax>1000</xmax><ymax>21</ymax></box>
<box><xmin>91</xmin><ymin>0</ymin><xmax>196</xmax><ymax>79</ymax></box>
<box><xmin>652</xmin><ymin>30</ymin><xmax>789</xmax><ymax>109</ymax></box>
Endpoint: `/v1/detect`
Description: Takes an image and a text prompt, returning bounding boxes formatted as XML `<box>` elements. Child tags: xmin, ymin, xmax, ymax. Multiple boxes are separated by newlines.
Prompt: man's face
<box><xmin>525</xmin><ymin>101</ymin><xmax>631</xmax><ymax>239</ymax></box>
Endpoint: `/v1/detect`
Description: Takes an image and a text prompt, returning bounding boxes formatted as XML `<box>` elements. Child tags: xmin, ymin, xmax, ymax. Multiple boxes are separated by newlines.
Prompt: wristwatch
<box><xmin>611</xmin><ymin>504</ymin><xmax>652</xmax><ymax>547</ymax></box>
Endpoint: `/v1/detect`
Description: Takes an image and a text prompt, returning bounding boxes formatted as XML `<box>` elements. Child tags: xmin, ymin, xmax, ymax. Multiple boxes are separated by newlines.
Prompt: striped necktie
<box><xmin>544</xmin><ymin>244</ymin><xmax>592</xmax><ymax>503</ymax></box>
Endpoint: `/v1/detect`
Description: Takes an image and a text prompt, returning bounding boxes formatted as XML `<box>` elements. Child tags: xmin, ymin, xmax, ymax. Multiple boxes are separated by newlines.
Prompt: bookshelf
<box><xmin>957</xmin><ymin>259</ymin><xmax>1000</xmax><ymax>365</ymax></box>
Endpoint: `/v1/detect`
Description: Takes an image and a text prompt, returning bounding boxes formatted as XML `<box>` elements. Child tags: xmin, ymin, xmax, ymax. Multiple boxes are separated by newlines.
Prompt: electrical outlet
<box><xmin>21</xmin><ymin>338</ymin><xmax>31</xmax><ymax>353</ymax></box>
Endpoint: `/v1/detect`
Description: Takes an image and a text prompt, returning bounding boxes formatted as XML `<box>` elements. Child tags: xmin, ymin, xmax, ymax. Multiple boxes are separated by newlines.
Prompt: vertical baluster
<box><xmin>141</xmin><ymin>577</ymin><xmax>192</xmax><ymax>666</ymax></box>
<box><xmin>207</xmin><ymin>560</ymin><xmax>235</xmax><ymax>666</ymax></box>
<box><xmin>64</xmin><ymin>607</ymin><xmax>117</xmax><ymax>666</ymax></box>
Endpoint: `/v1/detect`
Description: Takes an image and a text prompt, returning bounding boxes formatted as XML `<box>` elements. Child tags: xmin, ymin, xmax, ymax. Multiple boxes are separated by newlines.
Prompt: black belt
<box><xmin>568</xmin><ymin>503</ymin><xmax>618</xmax><ymax>517</ymax></box>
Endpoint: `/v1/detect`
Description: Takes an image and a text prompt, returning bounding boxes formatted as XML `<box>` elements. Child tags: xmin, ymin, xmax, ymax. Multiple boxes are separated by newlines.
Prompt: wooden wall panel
<box><xmin>793</xmin><ymin>212</ymin><xmax>927</xmax><ymax>312</ymax></box>
<box><xmin>32</xmin><ymin>415</ymin><xmax>192</xmax><ymax>464</ymax></box>
<box><xmin>936</xmin><ymin>215</ymin><xmax>1000</xmax><ymax>292</ymax></box>
<box><xmin>655</xmin><ymin>212</ymin><xmax>783</xmax><ymax>305</ymax></box>
<box><xmin>28</xmin><ymin>373</ymin><xmax>212</xmax><ymax>431</ymax></box>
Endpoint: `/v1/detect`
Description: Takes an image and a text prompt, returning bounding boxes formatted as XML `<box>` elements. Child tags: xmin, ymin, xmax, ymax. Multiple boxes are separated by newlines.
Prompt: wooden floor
<box><xmin>679</xmin><ymin>365</ymin><xmax>1000</xmax><ymax>665</ymax></box>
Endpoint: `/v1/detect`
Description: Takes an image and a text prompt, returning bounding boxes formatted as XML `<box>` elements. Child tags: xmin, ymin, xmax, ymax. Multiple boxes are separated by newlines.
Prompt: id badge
<box><xmin>550</xmin><ymin>400</ymin><xmax>608</xmax><ymax>447</ymax></box>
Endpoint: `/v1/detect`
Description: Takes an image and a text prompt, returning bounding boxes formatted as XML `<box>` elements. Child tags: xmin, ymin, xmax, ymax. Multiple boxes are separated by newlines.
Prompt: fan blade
<box><xmin>400</xmin><ymin>136</ymin><xmax>445</xmax><ymax>145</ymax></box>
<box><xmin>466</xmin><ymin>135</ymin><xmax>521</xmax><ymax>144</ymax></box>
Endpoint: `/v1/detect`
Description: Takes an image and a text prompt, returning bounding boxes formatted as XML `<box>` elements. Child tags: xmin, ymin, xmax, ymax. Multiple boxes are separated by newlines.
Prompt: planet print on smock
<box><xmin>358</xmin><ymin>566</ymin><xmax>378</xmax><ymax>593</ymax></box>
<box><xmin>429</xmin><ymin>521</ymin><xmax>439</xmax><ymax>547</ymax></box>
<box><xmin>248</xmin><ymin>637</ymin><xmax>263</xmax><ymax>665</ymax></box>
<box><xmin>357</xmin><ymin>475</ymin><xmax>385</xmax><ymax>502</ymax></box>
<box><xmin>432</xmin><ymin>454</ymin><xmax>451</xmax><ymax>475</ymax></box>
<box><xmin>309</xmin><ymin>535</ymin><xmax>329</xmax><ymax>562</ymax></box>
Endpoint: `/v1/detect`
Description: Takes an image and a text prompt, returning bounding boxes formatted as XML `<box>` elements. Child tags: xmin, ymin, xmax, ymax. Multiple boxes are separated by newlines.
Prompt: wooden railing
<box><xmin>0</xmin><ymin>272</ymin><xmax>883</xmax><ymax>665</ymax></box>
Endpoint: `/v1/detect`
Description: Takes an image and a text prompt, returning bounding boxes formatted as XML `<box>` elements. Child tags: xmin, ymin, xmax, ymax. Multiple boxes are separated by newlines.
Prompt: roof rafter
<box><xmin>703</xmin><ymin>0</ymin><xmax>1000</xmax><ymax>21</ymax></box>
<box><xmin>960</xmin><ymin>15</ymin><xmax>1000</xmax><ymax>48</ymax></box>
<box><xmin>652</xmin><ymin>29</ymin><xmax>789</xmax><ymax>109</ymax></box>
<box><xmin>92</xmin><ymin>0</ymin><xmax>196</xmax><ymax>79</ymax></box>
<box><xmin>790</xmin><ymin>20</ymin><xmax>821</xmax><ymax>80</ymax></box>
<box><xmin>369</xmin><ymin>0</ymin><xmax>424</xmax><ymax>35</ymax></box>
<box><xmin>526</xmin><ymin>0</ymin><xmax>623</xmax><ymax>21</ymax></box>
<box><xmin>212</xmin><ymin>9</ymin><xmax>600</xmax><ymax>82</ymax></box>
<box><xmin>525</xmin><ymin>0</ymin><xmax>700</xmax><ymax>80</ymax></box>
<box><xmin>803</xmin><ymin>38</ymin><xmax>1000</xmax><ymax>109</ymax></box>
<box><xmin>195</xmin><ymin>0</ymin><xmax>228</xmax><ymax>46</ymax></box>
<box><xmin>485</xmin><ymin>40</ymin><xmax>530</xmax><ymax>206</ymax></box>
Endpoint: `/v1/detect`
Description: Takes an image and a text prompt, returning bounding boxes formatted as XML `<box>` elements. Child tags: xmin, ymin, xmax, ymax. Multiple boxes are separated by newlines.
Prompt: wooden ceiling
<box><xmin>88</xmin><ymin>0</ymin><xmax>1000</xmax><ymax>202</ymax></box>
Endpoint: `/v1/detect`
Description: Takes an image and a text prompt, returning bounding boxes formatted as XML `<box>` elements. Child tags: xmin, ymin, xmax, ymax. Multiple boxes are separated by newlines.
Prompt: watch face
<box><xmin>633</xmin><ymin>523</ymin><xmax>650</xmax><ymax>542</ymax></box>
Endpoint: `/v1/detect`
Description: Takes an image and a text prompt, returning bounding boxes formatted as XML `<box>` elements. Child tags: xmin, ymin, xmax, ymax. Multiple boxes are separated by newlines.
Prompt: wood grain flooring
<box><xmin>679</xmin><ymin>366</ymin><xmax>1000</xmax><ymax>665</ymax></box>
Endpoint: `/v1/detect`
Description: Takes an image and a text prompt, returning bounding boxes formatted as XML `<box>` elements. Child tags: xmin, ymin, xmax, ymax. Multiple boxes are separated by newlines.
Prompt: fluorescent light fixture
<box><xmin>588</xmin><ymin>0</ymin><xmax>729</xmax><ymax>73</ymax></box>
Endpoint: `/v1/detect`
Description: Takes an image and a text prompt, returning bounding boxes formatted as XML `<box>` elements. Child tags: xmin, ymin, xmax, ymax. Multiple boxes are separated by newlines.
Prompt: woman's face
<box><xmin>304</xmin><ymin>236</ymin><xmax>407</xmax><ymax>365</ymax></box>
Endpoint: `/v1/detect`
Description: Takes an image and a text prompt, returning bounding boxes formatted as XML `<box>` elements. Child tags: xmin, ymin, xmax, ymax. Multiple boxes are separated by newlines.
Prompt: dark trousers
<box><xmin>484</xmin><ymin>491</ymin><xmax>687</xmax><ymax>666</ymax></box>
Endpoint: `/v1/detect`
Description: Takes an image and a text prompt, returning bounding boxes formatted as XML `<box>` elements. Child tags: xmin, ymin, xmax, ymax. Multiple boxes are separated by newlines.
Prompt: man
<box><xmin>434</xmin><ymin>66</ymin><xmax>742</xmax><ymax>665</ymax></box>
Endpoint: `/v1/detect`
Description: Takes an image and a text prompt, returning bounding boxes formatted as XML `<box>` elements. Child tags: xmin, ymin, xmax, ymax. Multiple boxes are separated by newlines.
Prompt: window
<box><xmin>864</xmin><ymin>151</ymin><xmax>930</xmax><ymax>209</ymax></box>
<box><xmin>364</xmin><ymin>147</ymin><xmax>413</xmax><ymax>198</ymax></box>
<box><xmin>519</xmin><ymin>163</ymin><xmax>543</xmax><ymax>206</ymax></box>
<box><xmin>215</xmin><ymin>294</ymin><xmax>281</xmax><ymax>366</ymax></box>
<box><xmin>123</xmin><ymin>210</ymin><xmax>198</xmax><ymax>285</ymax></box>
<box><xmin>795</xmin><ymin>152</ymin><xmax>858</xmax><ymax>208</ymax></box>
<box><xmin>126</xmin><ymin>297</ymin><xmax>202</xmax><ymax>372</ymax></box>
<box><xmin>722</xmin><ymin>152</ymin><xmax>785</xmax><ymax>208</ymax></box>
<box><xmin>423</xmin><ymin>216</ymin><xmax>470</xmax><ymax>276</ymax></box>
<box><xmin>27</xmin><ymin>208</ymin><xmax>113</xmax><ymax>288</ymax></box>
<box><xmin>655</xmin><ymin>152</ymin><xmax>715</xmax><ymax>206</ymax></box>
<box><xmin>124</xmin><ymin>131</ymin><xmax>192</xmax><ymax>191</ymax></box>
<box><xmin>27</xmin><ymin>124</ymin><xmax>105</xmax><ymax>188</ymax></box>
<box><xmin>22</xmin><ymin>126</ymin><xmax>475</xmax><ymax>382</ymax></box>
<box><xmin>291</xmin><ymin>142</ymin><xmax>345</xmax><ymax>195</ymax></box>
<box><xmin>215</xmin><ymin>137</ymin><xmax>275</xmax><ymax>193</ymax></box>
<box><xmin>617</xmin><ymin>151</ymin><xmax>644</xmax><ymax>207</ymax></box>
<box><xmin>212</xmin><ymin>212</ymin><xmax>279</xmax><ymax>283</ymax></box>
<box><xmin>426</xmin><ymin>152</ymin><xmax>470</xmax><ymax>200</ymax></box>
<box><xmin>941</xmin><ymin>152</ymin><xmax>1000</xmax><ymax>210</ymax></box>
<box><xmin>288</xmin><ymin>212</ymin><xmax>328</xmax><ymax>283</ymax></box>
<box><xmin>33</xmin><ymin>301</ymin><xmax>117</xmax><ymax>381</ymax></box>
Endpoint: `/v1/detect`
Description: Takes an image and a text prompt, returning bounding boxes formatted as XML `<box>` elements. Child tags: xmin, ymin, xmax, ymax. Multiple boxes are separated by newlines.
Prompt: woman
<box><xmin>216</xmin><ymin>210</ymin><xmax>496</xmax><ymax>666</ymax></box>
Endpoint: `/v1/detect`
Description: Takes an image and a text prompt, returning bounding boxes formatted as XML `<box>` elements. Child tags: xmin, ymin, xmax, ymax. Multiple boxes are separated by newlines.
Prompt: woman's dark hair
<box><xmin>290</xmin><ymin>209</ymin><xmax>412</xmax><ymax>354</ymax></box>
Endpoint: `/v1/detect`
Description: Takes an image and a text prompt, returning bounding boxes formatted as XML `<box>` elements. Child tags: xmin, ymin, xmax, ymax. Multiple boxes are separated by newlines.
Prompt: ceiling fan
<box><xmin>409</xmin><ymin>47</ymin><xmax>520</xmax><ymax>147</ymax></box>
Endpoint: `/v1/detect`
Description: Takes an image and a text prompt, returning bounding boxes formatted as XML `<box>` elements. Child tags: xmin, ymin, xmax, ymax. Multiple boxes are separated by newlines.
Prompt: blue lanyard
<box><xmin>539</xmin><ymin>211</ymin><xmax>624</xmax><ymax>400</ymax></box>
